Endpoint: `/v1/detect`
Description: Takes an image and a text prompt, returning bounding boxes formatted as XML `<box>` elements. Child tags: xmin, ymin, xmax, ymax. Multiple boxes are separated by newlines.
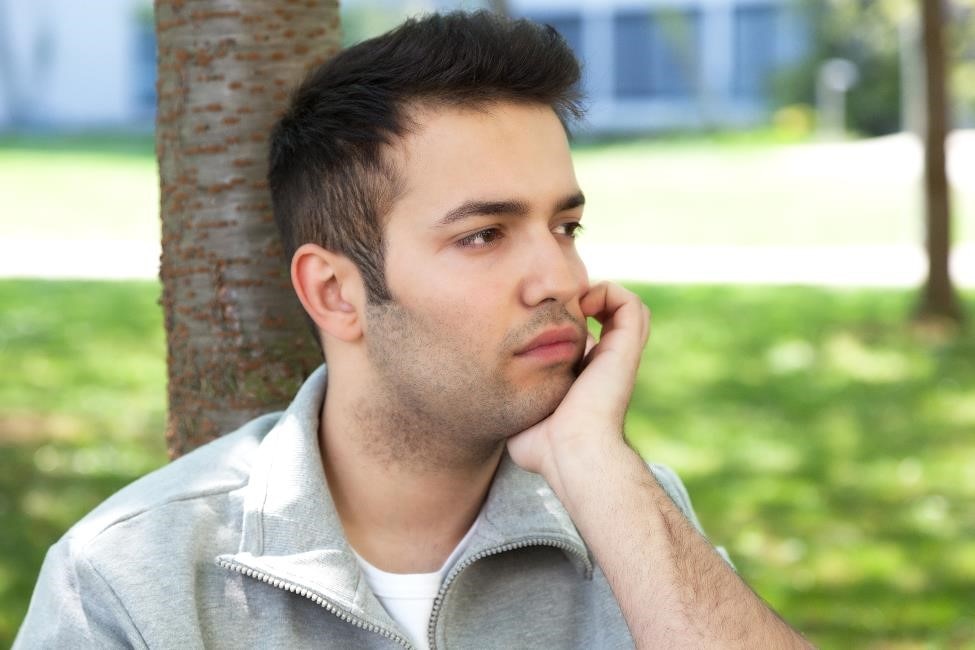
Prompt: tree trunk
<box><xmin>916</xmin><ymin>0</ymin><xmax>964</xmax><ymax>325</ymax></box>
<box><xmin>155</xmin><ymin>0</ymin><xmax>339</xmax><ymax>457</ymax></box>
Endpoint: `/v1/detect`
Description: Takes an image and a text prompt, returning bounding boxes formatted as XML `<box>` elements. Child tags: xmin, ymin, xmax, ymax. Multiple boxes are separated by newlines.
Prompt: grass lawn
<box><xmin>1</xmin><ymin>279</ymin><xmax>973</xmax><ymax>648</ymax></box>
<box><xmin>0</xmin><ymin>135</ymin><xmax>159</xmax><ymax>242</ymax></box>
<box><xmin>0</xmin><ymin>280</ymin><xmax>168</xmax><ymax>645</ymax></box>
<box><xmin>2</xmin><ymin>133</ymin><xmax>973</xmax><ymax>247</ymax></box>
<box><xmin>572</xmin><ymin>133</ymin><xmax>975</xmax><ymax>246</ymax></box>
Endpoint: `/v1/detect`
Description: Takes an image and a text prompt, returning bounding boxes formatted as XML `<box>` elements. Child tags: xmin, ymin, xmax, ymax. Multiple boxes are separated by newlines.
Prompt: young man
<box><xmin>17</xmin><ymin>12</ymin><xmax>810</xmax><ymax>649</ymax></box>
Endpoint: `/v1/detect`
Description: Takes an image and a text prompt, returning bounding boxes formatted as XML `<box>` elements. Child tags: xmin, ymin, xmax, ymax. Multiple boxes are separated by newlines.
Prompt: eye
<box><xmin>555</xmin><ymin>222</ymin><xmax>584</xmax><ymax>239</ymax></box>
<box><xmin>457</xmin><ymin>227</ymin><xmax>503</xmax><ymax>248</ymax></box>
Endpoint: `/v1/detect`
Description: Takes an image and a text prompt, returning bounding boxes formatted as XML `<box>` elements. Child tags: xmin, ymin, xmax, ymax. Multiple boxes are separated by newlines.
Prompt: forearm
<box><xmin>546</xmin><ymin>438</ymin><xmax>812</xmax><ymax>649</ymax></box>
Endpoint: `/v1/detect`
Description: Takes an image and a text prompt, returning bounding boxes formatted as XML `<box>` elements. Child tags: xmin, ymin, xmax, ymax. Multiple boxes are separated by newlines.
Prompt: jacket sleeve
<box><xmin>14</xmin><ymin>537</ymin><xmax>147</xmax><ymax>649</ymax></box>
<box><xmin>648</xmin><ymin>463</ymin><xmax>735</xmax><ymax>568</ymax></box>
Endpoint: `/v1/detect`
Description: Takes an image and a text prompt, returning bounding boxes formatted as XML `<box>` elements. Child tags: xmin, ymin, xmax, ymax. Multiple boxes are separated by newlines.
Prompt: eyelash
<box><xmin>458</xmin><ymin>227</ymin><xmax>504</xmax><ymax>248</ymax></box>
<box><xmin>557</xmin><ymin>222</ymin><xmax>584</xmax><ymax>239</ymax></box>
<box><xmin>457</xmin><ymin>222</ymin><xmax>584</xmax><ymax>249</ymax></box>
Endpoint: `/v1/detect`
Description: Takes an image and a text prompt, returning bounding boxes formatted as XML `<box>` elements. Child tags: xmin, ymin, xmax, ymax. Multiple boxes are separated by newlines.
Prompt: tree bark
<box><xmin>155</xmin><ymin>0</ymin><xmax>339</xmax><ymax>457</ymax></box>
<box><xmin>917</xmin><ymin>0</ymin><xmax>964</xmax><ymax>324</ymax></box>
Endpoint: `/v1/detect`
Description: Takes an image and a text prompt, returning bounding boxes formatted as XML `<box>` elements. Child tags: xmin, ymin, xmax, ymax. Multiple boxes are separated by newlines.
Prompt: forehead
<box><xmin>383</xmin><ymin>102</ymin><xmax>579</xmax><ymax>224</ymax></box>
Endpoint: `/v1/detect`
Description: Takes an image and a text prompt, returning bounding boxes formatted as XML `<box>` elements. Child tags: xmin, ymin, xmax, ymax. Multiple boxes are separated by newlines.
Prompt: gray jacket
<box><xmin>16</xmin><ymin>366</ymin><xmax>709</xmax><ymax>649</ymax></box>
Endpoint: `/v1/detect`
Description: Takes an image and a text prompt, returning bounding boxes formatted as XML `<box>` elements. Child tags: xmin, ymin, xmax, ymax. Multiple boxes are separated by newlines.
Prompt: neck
<box><xmin>320</xmin><ymin>363</ymin><xmax>504</xmax><ymax>573</ymax></box>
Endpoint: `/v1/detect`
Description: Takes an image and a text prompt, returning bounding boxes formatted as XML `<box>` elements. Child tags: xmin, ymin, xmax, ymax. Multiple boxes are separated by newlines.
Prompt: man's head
<box><xmin>269</xmin><ymin>10</ymin><xmax>584</xmax><ymax>304</ymax></box>
<box><xmin>270</xmin><ymin>12</ymin><xmax>591</xmax><ymax>460</ymax></box>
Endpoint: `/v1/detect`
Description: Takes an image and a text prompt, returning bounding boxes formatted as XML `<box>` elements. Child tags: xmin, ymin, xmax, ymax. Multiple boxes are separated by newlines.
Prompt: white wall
<box><xmin>0</xmin><ymin>0</ymin><xmax>150</xmax><ymax>129</ymax></box>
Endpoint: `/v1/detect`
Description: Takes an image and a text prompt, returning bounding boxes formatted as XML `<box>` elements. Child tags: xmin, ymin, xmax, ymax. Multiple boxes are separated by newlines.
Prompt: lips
<box><xmin>515</xmin><ymin>325</ymin><xmax>583</xmax><ymax>356</ymax></box>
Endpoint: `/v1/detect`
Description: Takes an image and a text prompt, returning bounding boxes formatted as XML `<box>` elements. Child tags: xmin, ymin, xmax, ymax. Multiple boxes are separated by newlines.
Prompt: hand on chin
<box><xmin>506</xmin><ymin>282</ymin><xmax>650</xmax><ymax>484</ymax></box>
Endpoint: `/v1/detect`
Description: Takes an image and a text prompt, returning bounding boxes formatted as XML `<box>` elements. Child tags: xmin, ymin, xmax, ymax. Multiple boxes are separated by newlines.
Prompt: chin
<box><xmin>509</xmin><ymin>372</ymin><xmax>574</xmax><ymax>433</ymax></box>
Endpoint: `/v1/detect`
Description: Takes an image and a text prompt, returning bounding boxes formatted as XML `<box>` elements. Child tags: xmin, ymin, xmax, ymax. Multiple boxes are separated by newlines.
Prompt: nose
<box><xmin>519</xmin><ymin>228</ymin><xmax>588</xmax><ymax>308</ymax></box>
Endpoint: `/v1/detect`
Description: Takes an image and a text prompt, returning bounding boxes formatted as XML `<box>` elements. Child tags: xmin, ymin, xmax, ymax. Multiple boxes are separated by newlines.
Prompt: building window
<box><xmin>133</xmin><ymin>12</ymin><xmax>156</xmax><ymax>115</ymax></box>
<box><xmin>613</xmin><ymin>9</ymin><xmax>701</xmax><ymax>99</ymax></box>
<box><xmin>733</xmin><ymin>4</ymin><xmax>778</xmax><ymax>100</ymax></box>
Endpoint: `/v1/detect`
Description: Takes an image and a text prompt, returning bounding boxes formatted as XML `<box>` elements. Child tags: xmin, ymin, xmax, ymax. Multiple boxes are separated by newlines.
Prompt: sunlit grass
<box><xmin>0</xmin><ymin>137</ymin><xmax>158</xmax><ymax>241</ymax></box>
<box><xmin>2</xmin><ymin>133</ymin><xmax>972</xmax><ymax>248</ymax></box>
<box><xmin>1</xmin><ymin>280</ymin><xmax>973</xmax><ymax>647</ymax></box>
<box><xmin>573</xmin><ymin>135</ymin><xmax>975</xmax><ymax>246</ymax></box>
<box><xmin>625</xmin><ymin>285</ymin><xmax>975</xmax><ymax>648</ymax></box>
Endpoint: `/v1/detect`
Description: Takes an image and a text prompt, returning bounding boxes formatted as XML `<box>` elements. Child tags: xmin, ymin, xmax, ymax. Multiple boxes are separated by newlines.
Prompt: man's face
<box><xmin>363</xmin><ymin>102</ymin><xmax>589</xmax><ymax>459</ymax></box>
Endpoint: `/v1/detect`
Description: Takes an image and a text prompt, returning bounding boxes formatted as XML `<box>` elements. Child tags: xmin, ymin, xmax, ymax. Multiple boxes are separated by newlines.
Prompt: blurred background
<box><xmin>1</xmin><ymin>0</ymin><xmax>973</xmax><ymax>647</ymax></box>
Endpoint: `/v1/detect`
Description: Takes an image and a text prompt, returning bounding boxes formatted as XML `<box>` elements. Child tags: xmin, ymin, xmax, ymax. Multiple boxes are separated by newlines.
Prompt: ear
<box><xmin>291</xmin><ymin>243</ymin><xmax>365</xmax><ymax>343</ymax></box>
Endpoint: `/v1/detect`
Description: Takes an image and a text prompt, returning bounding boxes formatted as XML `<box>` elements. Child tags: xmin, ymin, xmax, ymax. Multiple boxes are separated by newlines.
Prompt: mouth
<box><xmin>514</xmin><ymin>325</ymin><xmax>584</xmax><ymax>363</ymax></box>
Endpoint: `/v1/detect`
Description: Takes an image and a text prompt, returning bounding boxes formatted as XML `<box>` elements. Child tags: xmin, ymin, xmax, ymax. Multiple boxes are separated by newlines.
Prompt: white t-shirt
<box><xmin>353</xmin><ymin>519</ymin><xmax>479</xmax><ymax>650</ymax></box>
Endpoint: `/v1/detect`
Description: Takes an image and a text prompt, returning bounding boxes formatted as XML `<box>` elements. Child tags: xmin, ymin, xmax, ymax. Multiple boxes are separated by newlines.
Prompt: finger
<box><xmin>581</xmin><ymin>283</ymin><xmax>646</xmax><ymax>343</ymax></box>
<box><xmin>580</xmin><ymin>281</ymin><xmax>609</xmax><ymax>319</ymax></box>
<box><xmin>576</xmin><ymin>333</ymin><xmax>599</xmax><ymax>373</ymax></box>
<box><xmin>581</xmin><ymin>282</ymin><xmax>639</xmax><ymax>322</ymax></box>
<box><xmin>641</xmin><ymin>303</ymin><xmax>652</xmax><ymax>346</ymax></box>
<box><xmin>576</xmin><ymin>285</ymin><xmax>649</xmax><ymax>381</ymax></box>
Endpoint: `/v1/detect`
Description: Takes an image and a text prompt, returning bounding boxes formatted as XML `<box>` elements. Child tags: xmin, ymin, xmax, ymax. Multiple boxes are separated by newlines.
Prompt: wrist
<box><xmin>542</xmin><ymin>432</ymin><xmax>638</xmax><ymax>504</ymax></box>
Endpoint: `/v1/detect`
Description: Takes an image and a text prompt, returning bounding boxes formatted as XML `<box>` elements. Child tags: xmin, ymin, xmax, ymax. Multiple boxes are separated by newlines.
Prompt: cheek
<box><xmin>418</xmin><ymin>289</ymin><xmax>509</xmax><ymax>353</ymax></box>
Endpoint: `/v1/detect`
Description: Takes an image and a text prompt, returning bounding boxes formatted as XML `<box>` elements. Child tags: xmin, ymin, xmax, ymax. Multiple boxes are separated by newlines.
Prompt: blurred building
<box><xmin>510</xmin><ymin>0</ymin><xmax>807</xmax><ymax>133</ymax></box>
<box><xmin>0</xmin><ymin>0</ymin><xmax>804</xmax><ymax>134</ymax></box>
<box><xmin>0</xmin><ymin>0</ymin><xmax>155</xmax><ymax>131</ymax></box>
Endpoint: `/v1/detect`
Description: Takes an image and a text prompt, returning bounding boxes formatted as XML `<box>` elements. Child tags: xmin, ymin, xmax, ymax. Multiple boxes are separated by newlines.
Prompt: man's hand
<box><xmin>506</xmin><ymin>281</ymin><xmax>650</xmax><ymax>492</ymax></box>
<box><xmin>507</xmin><ymin>282</ymin><xmax>813</xmax><ymax>649</ymax></box>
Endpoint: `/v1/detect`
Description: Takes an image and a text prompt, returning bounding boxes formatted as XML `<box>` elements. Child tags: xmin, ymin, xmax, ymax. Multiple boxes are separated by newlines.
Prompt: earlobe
<box><xmin>291</xmin><ymin>244</ymin><xmax>364</xmax><ymax>343</ymax></box>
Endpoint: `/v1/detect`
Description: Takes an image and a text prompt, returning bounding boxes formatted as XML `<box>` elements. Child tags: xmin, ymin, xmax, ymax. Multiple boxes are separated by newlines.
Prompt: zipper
<box><xmin>216</xmin><ymin>557</ymin><xmax>415</xmax><ymax>649</ymax></box>
<box><xmin>426</xmin><ymin>537</ymin><xmax>591</xmax><ymax>650</ymax></box>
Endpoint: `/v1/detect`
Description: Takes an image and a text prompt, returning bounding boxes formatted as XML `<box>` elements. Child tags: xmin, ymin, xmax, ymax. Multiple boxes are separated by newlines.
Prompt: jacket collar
<box><xmin>219</xmin><ymin>365</ymin><xmax>591</xmax><ymax>628</ymax></box>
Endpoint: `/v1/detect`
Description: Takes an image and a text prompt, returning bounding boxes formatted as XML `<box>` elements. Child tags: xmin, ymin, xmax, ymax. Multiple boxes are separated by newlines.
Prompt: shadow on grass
<box><xmin>625</xmin><ymin>285</ymin><xmax>975</xmax><ymax>649</ymax></box>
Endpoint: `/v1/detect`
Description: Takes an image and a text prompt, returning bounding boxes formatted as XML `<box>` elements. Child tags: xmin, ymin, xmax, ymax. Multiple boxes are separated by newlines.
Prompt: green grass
<box><xmin>0</xmin><ymin>136</ymin><xmax>158</xmax><ymax>242</ymax></box>
<box><xmin>0</xmin><ymin>280</ymin><xmax>168</xmax><ymax>643</ymax></box>
<box><xmin>2</xmin><ymin>133</ymin><xmax>972</xmax><ymax>247</ymax></box>
<box><xmin>1</xmin><ymin>279</ymin><xmax>973</xmax><ymax>648</ymax></box>
<box><xmin>626</xmin><ymin>285</ymin><xmax>975</xmax><ymax>649</ymax></box>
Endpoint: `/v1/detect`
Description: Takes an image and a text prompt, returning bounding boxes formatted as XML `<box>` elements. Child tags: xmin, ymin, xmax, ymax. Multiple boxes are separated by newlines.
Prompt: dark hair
<box><xmin>269</xmin><ymin>10</ymin><xmax>585</xmax><ymax>304</ymax></box>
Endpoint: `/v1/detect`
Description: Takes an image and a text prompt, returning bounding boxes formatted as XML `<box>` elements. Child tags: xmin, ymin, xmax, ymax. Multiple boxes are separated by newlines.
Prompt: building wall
<box><xmin>512</xmin><ymin>0</ymin><xmax>806</xmax><ymax>133</ymax></box>
<box><xmin>0</xmin><ymin>0</ymin><xmax>153</xmax><ymax>130</ymax></box>
<box><xmin>0</xmin><ymin>0</ymin><xmax>803</xmax><ymax>133</ymax></box>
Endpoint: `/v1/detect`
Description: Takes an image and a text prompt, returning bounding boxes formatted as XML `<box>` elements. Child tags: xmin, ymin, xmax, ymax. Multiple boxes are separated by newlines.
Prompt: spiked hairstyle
<box><xmin>269</xmin><ymin>11</ymin><xmax>584</xmax><ymax>304</ymax></box>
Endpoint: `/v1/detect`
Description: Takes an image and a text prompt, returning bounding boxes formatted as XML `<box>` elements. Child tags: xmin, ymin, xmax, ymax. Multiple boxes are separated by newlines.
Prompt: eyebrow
<box><xmin>434</xmin><ymin>191</ymin><xmax>586</xmax><ymax>228</ymax></box>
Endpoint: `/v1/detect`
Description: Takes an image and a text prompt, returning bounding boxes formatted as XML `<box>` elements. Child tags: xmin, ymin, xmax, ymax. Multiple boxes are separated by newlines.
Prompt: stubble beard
<box><xmin>357</xmin><ymin>299</ymin><xmax>585</xmax><ymax>472</ymax></box>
